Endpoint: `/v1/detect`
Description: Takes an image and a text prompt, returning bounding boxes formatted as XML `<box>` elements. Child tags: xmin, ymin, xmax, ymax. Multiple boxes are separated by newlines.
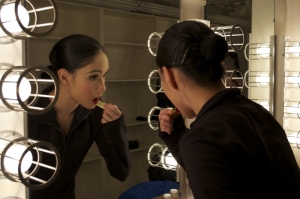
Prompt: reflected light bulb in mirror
<box><xmin>256</xmin><ymin>73</ymin><xmax>270</xmax><ymax>86</ymax></box>
<box><xmin>287</xmin><ymin>133</ymin><xmax>300</xmax><ymax>145</ymax></box>
<box><xmin>2</xmin><ymin>75</ymin><xmax>31</xmax><ymax>103</ymax></box>
<box><xmin>285</xmin><ymin>74</ymin><xmax>300</xmax><ymax>86</ymax></box>
<box><xmin>0</xmin><ymin>3</ymin><xmax>30</xmax><ymax>34</ymax></box>
<box><xmin>165</xmin><ymin>153</ymin><xmax>177</xmax><ymax>169</ymax></box>
<box><xmin>256</xmin><ymin>45</ymin><xmax>270</xmax><ymax>58</ymax></box>
<box><xmin>289</xmin><ymin>43</ymin><xmax>300</xmax><ymax>57</ymax></box>
<box><xmin>285</xmin><ymin>104</ymin><xmax>299</xmax><ymax>115</ymax></box>
<box><xmin>3</xmin><ymin>144</ymin><xmax>33</xmax><ymax>174</ymax></box>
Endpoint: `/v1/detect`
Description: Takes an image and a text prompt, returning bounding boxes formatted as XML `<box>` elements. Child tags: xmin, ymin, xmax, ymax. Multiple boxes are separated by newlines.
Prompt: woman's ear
<box><xmin>57</xmin><ymin>69</ymin><xmax>71</xmax><ymax>85</ymax></box>
<box><xmin>161</xmin><ymin>66</ymin><xmax>179</xmax><ymax>91</ymax></box>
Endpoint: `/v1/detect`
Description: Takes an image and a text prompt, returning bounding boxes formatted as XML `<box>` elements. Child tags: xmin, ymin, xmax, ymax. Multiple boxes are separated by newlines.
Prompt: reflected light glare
<box><xmin>2</xmin><ymin>75</ymin><xmax>31</xmax><ymax>103</ymax></box>
<box><xmin>3</xmin><ymin>145</ymin><xmax>33</xmax><ymax>174</ymax></box>
<box><xmin>287</xmin><ymin>133</ymin><xmax>300</xmax><ymax>145</ymax></box>
<box><xmin>256</xmin><ymin>45</ymin><xmax>270</xmax><ymax>57</ymax></box>
<box><xmin>257</xmin><ymin>73</ymin><xmax>270</xmax><ymax>86</ymax></box>
<box><xmin>165</xmin><ymin>153</ymin><xmax>177</xmax><ymax>168</ymax></box>
<box><xmin>258</xmin><ymin>101</ymin><xmax>270</xmax><ymax>111</ymax></box>
<box><xmin>286</xmin><ymin>74</ymin><xmax>300</xmax><ymax>85</ymax></box>
<box><xmin>285</xmin><ymin>104</ymin><xmax>299</xmax><ymax>115</ymax></box>
<box><xmin>289</xmin><ymin>43</ymin><xmax>300</xmax><ymax>57</ymax></box>
<box><xmin>0</xmin><ymin>4</ymin><xmax>30</xmax><ymax>34</ymax></box>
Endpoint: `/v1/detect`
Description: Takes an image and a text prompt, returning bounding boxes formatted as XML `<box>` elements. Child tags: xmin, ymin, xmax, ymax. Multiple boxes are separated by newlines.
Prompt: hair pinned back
<box><xmin>46</xmin><ymin>34</ymin><xmax>105</xmax><ymax>77</ymax></box>
<box><xmin>156</xmin><ymin>21</ymin><xmax>228</xmax><ymax>86</ymax></box>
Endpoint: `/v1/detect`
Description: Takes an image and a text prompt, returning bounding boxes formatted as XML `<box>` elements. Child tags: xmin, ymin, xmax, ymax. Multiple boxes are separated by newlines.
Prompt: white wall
<box><xmin>276</xmin><ymin>0</ymin><xmax>300</xmax><ymax>166</ymax></box>
<box><xmin>249</xmin><ymin>0</ymin><xmax>274</xmax><ymax>101</ymax></box>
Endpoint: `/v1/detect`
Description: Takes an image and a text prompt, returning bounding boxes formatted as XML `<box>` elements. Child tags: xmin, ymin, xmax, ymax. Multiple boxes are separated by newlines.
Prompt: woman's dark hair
<box><xmin>46</xmin><ymin>34</ymin><xmax>105</xmax><ymax>77</ymax></box>
<box><xmin>156</xmin><ymin>21</ymin><xmax>228</xmax><ymax>86</ymax></box>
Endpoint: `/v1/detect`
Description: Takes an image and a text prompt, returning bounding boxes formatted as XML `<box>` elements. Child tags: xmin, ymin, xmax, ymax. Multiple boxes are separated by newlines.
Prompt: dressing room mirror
<box><xmin>0</xmin><ymin>0</ymin><xmax>279</xmax><ymax>199</ymax></box>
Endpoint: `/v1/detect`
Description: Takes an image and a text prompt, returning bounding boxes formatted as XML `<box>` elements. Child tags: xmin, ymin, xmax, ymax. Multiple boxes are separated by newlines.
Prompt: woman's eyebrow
<box><xmin>85</xmin><ymin>70</ymin><xmax>102</xmax><ymax>74</ymax></box>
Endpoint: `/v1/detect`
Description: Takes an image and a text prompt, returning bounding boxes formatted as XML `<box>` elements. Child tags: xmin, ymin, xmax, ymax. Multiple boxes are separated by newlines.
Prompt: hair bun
<box><xmin>200</xmin><ymin>33</ymin><xmax>228</xmax><ymax>64</ymax></box>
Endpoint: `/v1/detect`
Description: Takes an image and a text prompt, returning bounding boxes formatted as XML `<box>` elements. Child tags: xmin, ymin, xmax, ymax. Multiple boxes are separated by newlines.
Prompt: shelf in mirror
<box><xmin>83</xmin><ymin>142</ymin><xmax>152</xmax><ymax>163</ymax></box>
<box><xmin>126</xmin><ymin>119</ymin><xmax>148</xmax><ymax>127</ymax></box>
<box><xmin>106</xmin><ymin>79</ymin><xmax>147</xmax><ymax>82</ymax></box>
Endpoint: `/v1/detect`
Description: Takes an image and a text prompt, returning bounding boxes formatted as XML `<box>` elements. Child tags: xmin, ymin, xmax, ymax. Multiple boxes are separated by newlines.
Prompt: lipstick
<box><xmin>97</xmin><ymin>100</ymin><xmax>106</xmax><ymax>109</ymax></box>
<box><xmin>169</xmin><ymin>107</ymin><xmax>181</xmax><ymax>119</ymax></box>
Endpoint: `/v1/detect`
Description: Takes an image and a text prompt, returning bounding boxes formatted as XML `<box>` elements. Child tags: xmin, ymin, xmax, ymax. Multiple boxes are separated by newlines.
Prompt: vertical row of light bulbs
<box><xmin>147</xmin><ymin>24</ymin><xmax>246</xmax><ymax>130</ymax></box>
<box><xmin>147</xmin><ymin>22</ymin><xmax>300</xmax><ymax>149</ymax></box>
<box><xmin>0</xmin><ymin>0</ymin><xmax>61</xmax><ymax>191</ymax></box>
<box><xmin>244</xmin><ymin>39</ymin><xmax>300</xmax><ymax>148</ymax></box>
<box><xmin>145</xmin><ymin>24</ymin><xmax>246</xmax><ymax>179</ymax></box>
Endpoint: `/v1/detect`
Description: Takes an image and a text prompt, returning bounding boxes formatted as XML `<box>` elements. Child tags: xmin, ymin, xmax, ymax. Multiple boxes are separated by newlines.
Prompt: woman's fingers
<box><xmin>101</xmin><ymin>103</ymin><xmax>122</xmax><ymax>123</ymax></box>
<box><xmin>159</xmin><ymin>109</ymin><xmax>174</xmax><ymax>135</ymax></box>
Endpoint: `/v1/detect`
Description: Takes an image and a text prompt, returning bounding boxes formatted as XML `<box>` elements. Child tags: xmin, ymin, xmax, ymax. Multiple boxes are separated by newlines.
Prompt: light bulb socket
<box><xmin>1</xmin><ymin>137</ymin><xmax>61</xmax><ymax>190</ymax></box>
<box><xmin>0</xmin><ymin>0</ymin><xmax>59</xmax><ymax>39</ymax></box>
<box><xmin>0</xmin><ymin>65</ymin><xmax>59</xmax><ymax>115</ymax></box>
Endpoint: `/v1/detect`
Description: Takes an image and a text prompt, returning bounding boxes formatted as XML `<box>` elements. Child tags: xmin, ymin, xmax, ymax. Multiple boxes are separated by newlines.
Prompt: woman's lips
<box><xmin>93</xmin><ymin>98</ymin><xmax>99</xmax><ymax>104</ymax></box>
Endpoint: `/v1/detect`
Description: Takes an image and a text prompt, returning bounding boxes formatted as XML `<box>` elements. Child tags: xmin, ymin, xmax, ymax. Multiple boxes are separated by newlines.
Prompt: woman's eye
<box><xmin>89</xmin><ymin>75</ymin><xmax>99</xmax><ymax>81</ymax></box>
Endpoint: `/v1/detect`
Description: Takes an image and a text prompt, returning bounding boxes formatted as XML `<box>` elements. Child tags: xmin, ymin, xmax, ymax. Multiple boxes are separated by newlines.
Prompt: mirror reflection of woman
<box><xmin>157</xmin><ymin>21</ymin><xmax>300</xmax><ymax>198</ymax></box>
<box><xmin>28</xmin><ymin>34</ymin><xmax>131</xmax><ymax>199</ymax></box>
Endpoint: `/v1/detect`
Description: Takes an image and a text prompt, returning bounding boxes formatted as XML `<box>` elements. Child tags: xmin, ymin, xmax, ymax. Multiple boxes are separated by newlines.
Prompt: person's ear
<box><xmin>161</xmin><ymin>66</ymin><xmax>179</xmax><ymax>91</ymax></box>
<box><xmin>57</xmin><ymin>68</ymin><xmax>71</xmax><ymax>85</ymax></box>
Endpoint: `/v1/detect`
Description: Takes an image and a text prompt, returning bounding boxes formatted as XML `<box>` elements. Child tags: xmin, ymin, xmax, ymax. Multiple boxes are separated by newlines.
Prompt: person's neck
<box><xmin>49</xmin><ymin>86</ymin><xmax>79</xmax><ymax>117</ymax></box>
<box><xmin>186</xmin><ymin>81</ymin><xmax>226</xmax><ymax>116</ymax></box>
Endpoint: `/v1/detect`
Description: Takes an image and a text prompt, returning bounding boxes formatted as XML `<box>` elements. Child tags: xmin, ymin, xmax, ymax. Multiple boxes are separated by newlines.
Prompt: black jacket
<box><xmin>28</xmin><ymin>86</ymin><xmax>131</xmax><ymax>199</ymax></box>
<box><xmin>160</xmin><ymin>88</ymin><xmax>300</xmax><ymax>199</ymax></box>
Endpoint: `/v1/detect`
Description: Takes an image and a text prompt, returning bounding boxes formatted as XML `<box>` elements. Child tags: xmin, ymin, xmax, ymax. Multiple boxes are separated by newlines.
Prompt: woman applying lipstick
<box><xmin>27</xmin><ymin>34</ymin><xmax>131</xmax><ymax>199</ymax></box>
<box><xmin>157</xmin><ymin>21</ymin><xmax>300</xmax><ymax>198</ymax></box>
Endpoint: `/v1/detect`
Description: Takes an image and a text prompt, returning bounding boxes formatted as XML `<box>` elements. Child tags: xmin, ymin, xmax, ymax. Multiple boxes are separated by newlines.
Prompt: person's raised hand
<box><xmin>158</xmin><ymin>109</ymin><xmax>174</xmax><ymax>135</ymax></box>
<box><xmin>101</xmin><ymin>103</ymin><xmax>122</xmax><ymax>124</ymax></box>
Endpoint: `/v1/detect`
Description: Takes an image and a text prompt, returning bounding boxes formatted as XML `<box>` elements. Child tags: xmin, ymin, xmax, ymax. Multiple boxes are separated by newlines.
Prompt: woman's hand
<box><xmin>101</xmin><ymin>103</ymin><xmax>122</xmax><ymax>124</ymax></box>
<box><xmin>159</xmin><ymin>109</ymin><xmax>174</xmax><ymax>135</ymax></box>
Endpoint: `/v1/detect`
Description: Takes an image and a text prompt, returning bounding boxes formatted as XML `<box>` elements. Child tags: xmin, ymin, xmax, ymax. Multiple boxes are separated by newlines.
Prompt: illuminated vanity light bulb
<box><xmin>165</xmin><ymin>153</ymin><xmax>177</xmax><ymax>169</ymax></box>
<box><xmin>288</xmin><ymin>43</ymin><xmax>300</xmax><ymax>56</ymax></box>
<box><xmin>285</xmin><ymin>73</ymin><xmax>300</xmax><ymax>88</ymax></box>
<box><xmin>286</xmin><ymin>105</ymin><xmax>299</xmax><ymax>114</ymax></box>
<box><xmin>287</xmin><ymin>133</ymin><xmax>300</xmax><ymax>145</ymax></box>
<box><xmin>258</xmin><ymin>101</ymin><xmax>270</xmax><ymax>111</ymax></box>
<box><xmin>4</xmin><ymin>145</ymin><xmax>33</xmax><ymax>174</ymax></box>
<box><xmin>286</xmin><ymin>75</ymin><xmax>299</xmax><ymax>84</ymax></box>
<box><xmin>2</xmin><ymin>75</ymin><xmax>31</xmax><ymax>103</ymax></box>
<box><xmin>256</xmin><ymin>45</ymin><xmax>270</xmax><ymax>58</ymax></box>
<box><xmin>256</xmin><ymin>73</ymin><xmax>270</xmax><ymax>86</ymax></box>
<box><xmin>0</xmin><ymin>4</ymin><xmax>30</xmax><ymax>34</ymax></box>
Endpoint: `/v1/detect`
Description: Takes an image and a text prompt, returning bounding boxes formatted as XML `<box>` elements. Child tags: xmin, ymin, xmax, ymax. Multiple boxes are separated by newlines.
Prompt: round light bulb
<box><xmin>286</xmin><ymin>74</ymin><xmax>299</xmax><ymax>84</ymax></box>
<box><xmin>4</xmin><ymin>145</ymin><xmax>33</xmax><ymax>174</ymax></box>
<box><xmin>2</xmin><ymin>74</ymin><xmax>31</xmax><ymax>104</ymax></box>
<box><xmin>285</xmin><ymin>104</ymin><xmax>299</xmax><ymax>115</ymax></box>
<box><xmin>256</xmin><ymin>73</ymin><xmax>270</xmax><ymax>86</ymax></box>
<box><xmin>289</xmin><ymin>43</ymin><xmax>300</xmax><ymax>57</ymax></box>
<box><xmin>0</xmin><ymin>4</ymin><xmax>30</xmax><ymax>34</ymax></box>
<box><xmin>256</xmin><ymin>45</ymin><xmax>270</xmax><ymax>58</ymax></box>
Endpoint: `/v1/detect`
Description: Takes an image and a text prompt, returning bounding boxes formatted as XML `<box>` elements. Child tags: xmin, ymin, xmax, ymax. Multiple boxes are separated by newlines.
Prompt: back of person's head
<box><xmin>47</xmin><ymin>34</ymin><xmax>105</xmax><ymax>77</ymax></box>
<box><xmin>156</xmin><ymin>21</ymin><xmax>228</xmax><ymax>86</ymax></box>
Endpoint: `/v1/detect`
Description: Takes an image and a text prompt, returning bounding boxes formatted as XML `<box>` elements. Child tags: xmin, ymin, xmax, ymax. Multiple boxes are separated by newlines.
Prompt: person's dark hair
<box><xmin>46</xmin><ymin>34</ymin><xmax>105</xmax><ymax>77</ymax></box>
<box><xmin>156</xmin><ymin>21</ymin><xmax>228</xmax><ymax>86</ymax></box>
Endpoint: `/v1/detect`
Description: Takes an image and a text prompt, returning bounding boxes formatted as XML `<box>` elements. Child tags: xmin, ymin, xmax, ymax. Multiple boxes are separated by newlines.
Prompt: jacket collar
<box><xmin>33</xmin><ymin>85</ymin><xmax>91</xmax><ymax>127</ymax></box>
<box><xmin>190</xmin><ymin>88</ymin><xmax>241</xmax><ymax>127</ymax></box>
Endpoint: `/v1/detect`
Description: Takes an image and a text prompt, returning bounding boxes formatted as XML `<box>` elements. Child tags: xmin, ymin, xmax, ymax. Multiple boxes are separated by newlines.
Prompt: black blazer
<box><xmin>160</xmin><ymin>88</ymin><xmax>300</xmax><ymax>199</ymax></box>
<box><xmin>28</xmin><ymin>86</ymin><xmax>131</xmax><ymax>199</ymax></box>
